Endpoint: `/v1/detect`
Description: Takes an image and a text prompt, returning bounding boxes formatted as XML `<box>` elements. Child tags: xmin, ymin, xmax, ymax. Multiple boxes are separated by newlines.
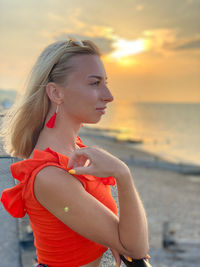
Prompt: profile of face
<box><xmin>59</xmin><ymin>54</ymin><xmax>114</xmax><ymax>124</ymax></box>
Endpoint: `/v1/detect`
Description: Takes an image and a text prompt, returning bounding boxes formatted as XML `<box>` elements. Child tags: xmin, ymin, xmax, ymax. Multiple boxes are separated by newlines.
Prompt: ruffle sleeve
<box><xmin>0</xmin><ymin>136</ymin><xmax>116</xmax><ymax>218</ymax></box>
<box><xmin>0</xmin><ymin>149</ymin><xmax>61</xmax><ymax>218</ymax></box>
<box><xmin>1</xmin><ymin>182</ymin><xmax>26</xmax><ymax>218</ymax></box>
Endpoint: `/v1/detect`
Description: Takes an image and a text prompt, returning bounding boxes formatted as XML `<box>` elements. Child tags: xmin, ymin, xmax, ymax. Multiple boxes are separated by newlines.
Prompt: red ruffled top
<box><xmin>1</xmin><ymin>136</ymin><xmax>117</xmax><ymax>266</ymax></box>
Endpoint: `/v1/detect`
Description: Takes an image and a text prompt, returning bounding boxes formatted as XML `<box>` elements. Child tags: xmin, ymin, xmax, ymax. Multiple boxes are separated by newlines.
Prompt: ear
<box><xmin>46</xmin><ymin>82</ymin><xmax>64</xmax><ymax>104</ymax></box>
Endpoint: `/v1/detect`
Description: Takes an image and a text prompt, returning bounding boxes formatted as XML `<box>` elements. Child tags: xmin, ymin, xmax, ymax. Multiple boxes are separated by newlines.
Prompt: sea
<box><xmin>89</xmin><ymin>102</ymin><xmax>200</xmax><ymax>167</ymax></box>
<box><xmin>1</xmin><ymin>102</ymin><xmax>200</xmax><ymax>167</ymax></box>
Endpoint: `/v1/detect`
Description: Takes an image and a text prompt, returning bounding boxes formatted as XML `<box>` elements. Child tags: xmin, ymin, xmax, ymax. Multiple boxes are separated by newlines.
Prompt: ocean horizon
<box><xmin>1</xmin><ymin>102</ymin><xmax>200</xmax><ymax>167</ymax></box>
<box><xmin>91</xmin><ymin>102</ymin><xmax>200</xmax><ymax>166</ymax></box>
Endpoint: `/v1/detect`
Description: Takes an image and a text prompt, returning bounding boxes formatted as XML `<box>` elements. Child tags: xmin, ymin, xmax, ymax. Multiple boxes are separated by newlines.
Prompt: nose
<box><xmin>101</xmin><ymin>85</ymin><xmax>114</xmax><ymax>103</ymax></box>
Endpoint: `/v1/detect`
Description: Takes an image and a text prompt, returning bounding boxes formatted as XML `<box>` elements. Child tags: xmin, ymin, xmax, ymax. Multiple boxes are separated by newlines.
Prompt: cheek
<box><xmin>64</xmin><ymin>88</ymin><xmax>98</xmax><ymax>113</ymax></box>
<box><xmin>75</xmin><ymin>88</ymin><xmax>98</xmax><ymax>106</ymax></box>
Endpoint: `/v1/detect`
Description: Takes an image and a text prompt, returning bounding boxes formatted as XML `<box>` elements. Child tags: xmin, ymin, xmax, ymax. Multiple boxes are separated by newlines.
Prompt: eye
<box><xmin>91</xmin><ymin>81</ymin><xmax>100</xmax><ymax>86</ymax></box>
<box><xmin>90</xmin><ymin>80</ymin><xmax>108</xmax><ymax>86</ymax></box>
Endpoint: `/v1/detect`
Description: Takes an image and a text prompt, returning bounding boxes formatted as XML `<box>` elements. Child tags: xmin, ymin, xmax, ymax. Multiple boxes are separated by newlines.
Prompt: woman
<box><xmin>1</xmin><ymin>38</ymin><xmax>149</xmax><ymax>266</ymax></box>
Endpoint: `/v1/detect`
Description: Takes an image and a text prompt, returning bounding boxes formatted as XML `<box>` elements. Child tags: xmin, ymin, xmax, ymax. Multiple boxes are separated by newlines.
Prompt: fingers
<box><xmin>123</xmin><ymin>255</ymin><xmax>133</xmax><ymax>262</ymax></box>
<box><xmin>110</xmin><ymin>248</ymin><xmax>121</xmax><ymax>266</ymax></box>
<box><xmin>75</xmin><ymin>155</ymin><xmax>89</xmax><ymax>168</ymax></box>
<box><xmin>67</xmin><ymin>148</ymin><xmax>91</xmax><ymax>169</ymax></box>
<box><xmin>68</xmin><ymin>162</ymin><xmax>99</xmax><ymax>176</ymax></box>
<box><xmin>68</xmin><ymin>165</ymin><xmax>93</xmax><ymax>175</ymax></box>
<box><xmin>144</xmin><ymin>254</ymin><xmax>151</xmax><ymax>260</ymax></box>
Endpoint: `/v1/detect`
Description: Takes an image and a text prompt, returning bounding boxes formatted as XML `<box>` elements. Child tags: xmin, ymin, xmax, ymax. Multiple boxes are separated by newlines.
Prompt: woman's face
<box><xmin>61</xmin><ymin>54</ymin><xmax>114</xmax><ymax>124</ymax></box>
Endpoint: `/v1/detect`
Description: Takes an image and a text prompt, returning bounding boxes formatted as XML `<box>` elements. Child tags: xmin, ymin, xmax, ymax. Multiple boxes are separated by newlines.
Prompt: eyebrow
<box><xmin>88</xmin><ymin>75</ymin><xmax>108</xmax><ymax>80</ymax></box>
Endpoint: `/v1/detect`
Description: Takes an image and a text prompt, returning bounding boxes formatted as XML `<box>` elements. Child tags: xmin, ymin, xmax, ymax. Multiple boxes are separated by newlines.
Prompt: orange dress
<box><xmin>1</xmin><ymin>136</ymin><xmax>118</xmax><ymax>267</ymax></box>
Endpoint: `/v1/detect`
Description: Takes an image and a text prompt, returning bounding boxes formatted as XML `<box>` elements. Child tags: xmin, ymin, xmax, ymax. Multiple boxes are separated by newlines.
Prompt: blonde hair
<box><xmin>1</xmin><ymin>39</ymin><xmax>101</xmax><ymax>159</ymax></box>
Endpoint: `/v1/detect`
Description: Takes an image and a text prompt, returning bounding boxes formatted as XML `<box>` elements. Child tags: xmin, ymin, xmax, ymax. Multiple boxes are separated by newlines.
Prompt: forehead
<box><xmin>68</xmin><ymin>54</ymin><xmax>107</xmax><ymax>81</ymax></box>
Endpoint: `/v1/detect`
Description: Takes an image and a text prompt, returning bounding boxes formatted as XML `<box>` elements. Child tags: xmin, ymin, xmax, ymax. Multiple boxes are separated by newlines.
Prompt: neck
<box><xmin>37</xmin><ymin>112</ymin><xmax>82</xmax><ymax>154</ymax></box>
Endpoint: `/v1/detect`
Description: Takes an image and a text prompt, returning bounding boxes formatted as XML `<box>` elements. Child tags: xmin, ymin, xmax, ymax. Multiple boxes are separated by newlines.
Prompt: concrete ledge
<box><xmin>0</xmin><ymin>157</ymin><xmax>21</xmax><ymax>267</ymax></box>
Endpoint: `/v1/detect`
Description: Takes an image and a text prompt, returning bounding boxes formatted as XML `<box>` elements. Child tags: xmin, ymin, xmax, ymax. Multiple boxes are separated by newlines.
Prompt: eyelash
<box><xmin>91</xmin><ymin>81</ymin><xmax>108</xmax><ymax>86</ymax></box>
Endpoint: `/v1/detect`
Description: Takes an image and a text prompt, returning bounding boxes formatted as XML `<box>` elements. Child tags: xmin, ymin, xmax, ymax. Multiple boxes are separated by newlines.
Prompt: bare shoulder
<box><xmin>35</xmin><ymin>165</ymin><xmax>83</xmax><ymax>187</ymax></box>
<box><xmin>33</xmin><ymin>164</ymin><xmax>131</xmax><ymax>256</ymax></box>
<box><xmin>34</xmin><ymin>165</ymin><xmax>84</xmax><ymax>209</ymax></box>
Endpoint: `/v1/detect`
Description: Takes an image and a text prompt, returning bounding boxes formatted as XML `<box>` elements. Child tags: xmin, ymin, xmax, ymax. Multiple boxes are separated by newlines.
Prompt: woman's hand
<box><xmin>110</xmin><ymin>248</ymin><xmax>121</xmax><ymax>266</ymax></box>
<box><xmin>67</xmin><ymin>145</ymin><xmax>129</xmax><ymax>179</ymax></box>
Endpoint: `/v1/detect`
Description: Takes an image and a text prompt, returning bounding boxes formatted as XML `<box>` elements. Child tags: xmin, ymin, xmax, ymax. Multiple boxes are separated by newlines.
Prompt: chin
<box><xmin>83</xmin><ymin>117</ymin><xmax>102</xmax><ymax>124</ymax></box>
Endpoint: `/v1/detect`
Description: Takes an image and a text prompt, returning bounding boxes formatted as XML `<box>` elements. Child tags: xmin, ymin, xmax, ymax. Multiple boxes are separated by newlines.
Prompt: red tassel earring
<box><xmin>46</xmin><ymin>106</ymin><xmax>58</xmax><ymax>128</ymax></box>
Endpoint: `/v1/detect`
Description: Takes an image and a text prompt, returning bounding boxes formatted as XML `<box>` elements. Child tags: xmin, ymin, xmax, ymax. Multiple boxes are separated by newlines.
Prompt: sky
<box><xmin>0</xmin><ymin>0</ymin><xmax>200</xmax><ymax>103</ymax></box>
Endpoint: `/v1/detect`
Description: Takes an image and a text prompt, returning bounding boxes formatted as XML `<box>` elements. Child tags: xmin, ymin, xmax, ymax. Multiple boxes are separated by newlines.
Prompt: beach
<box><xmin>79</xmin><ymin>127</ymin><xmax>200</xmax><ymax>266</ymax></box>
<box><xmin>0</xmin><ymin>126</ymin><xmax>200</xmax><ymax>266</ymax></box>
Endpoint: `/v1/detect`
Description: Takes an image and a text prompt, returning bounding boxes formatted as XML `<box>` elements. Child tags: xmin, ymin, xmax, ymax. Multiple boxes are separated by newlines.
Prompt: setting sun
<box><xmin>109</xmin><ymin>38</ymin><xmax>146</xmax><ymax>60</ymax></box>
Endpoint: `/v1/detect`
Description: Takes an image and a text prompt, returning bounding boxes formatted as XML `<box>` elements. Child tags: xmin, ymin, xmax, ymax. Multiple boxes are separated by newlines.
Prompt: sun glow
<box><xmin>118</xmin><ymin>57</ymin><xmax>136</xmax><ymax>66</ymax></box>
<box><xmin>110</xmin><ymin>38</ymin><xmax>146</xmax><ymax>60</ymax></box>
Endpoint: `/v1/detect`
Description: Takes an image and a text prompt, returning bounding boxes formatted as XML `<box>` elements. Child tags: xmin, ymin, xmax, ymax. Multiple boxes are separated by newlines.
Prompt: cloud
<box><xmin>174</xmin><ymin>38</ymin><xmax>200</xmax><ymax>50</ymax></box>
<box><xmin>185</xmin><ymin>0</ymin><xmax>194</xmax><ymax>4</ymax></box>
<box><xmin>56</xmin><ymin>33</ymin><xmax>114</xmax><ymax>54</ymax></box>
<box><xmin>39</xmin><ymin>2</ymin><xmax>200</xmax><ymax>58</ymax></box>
<box><xmin>142</xmin><ymin>28</ymin><xmax>178</xmax><ymax>55</ymax></box>
<box><xmin>141</xmin><ymin>28</ymin><xmax>200</xmax><ymax>55</ymax></box>
<box><xmin>136</xmin><ymin>5</ymin><xmax>144</xmax><ymax>11</ymax></box>
<box><xmin>51</xmin><ymin>24</ymin><xmax>200</xmax><ymax>62</ymax></box>
<box><xmin>52</xmin><ymin>23</ymin><xmax>117</xmax><ymax>54</ymax></box>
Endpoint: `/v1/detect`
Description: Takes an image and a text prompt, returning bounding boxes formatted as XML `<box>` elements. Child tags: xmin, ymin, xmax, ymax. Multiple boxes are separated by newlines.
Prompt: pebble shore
<box><xmin>81</xmin><ymin>129</ymin><xmax>200</xmax><ymax>266</ymax></box>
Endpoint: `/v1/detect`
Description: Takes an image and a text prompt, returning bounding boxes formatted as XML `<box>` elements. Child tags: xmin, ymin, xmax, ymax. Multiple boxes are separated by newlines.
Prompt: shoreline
<box><xmin>1</xmin><ymin>125</ymin><xmax>200</xmax><ymax>176</ymax></box>
<box><xmin>77</xmin><ymin>126</ymin><xmax>200</xmax><ymax>265</ymax></box>
<box><xmin>78</xmin><ymin>127</ymin><xmax>200</xmax><ymax>265</ymax></box>
<box><xmin>79</xmin><ymin>126</ymin><xmax>200</xmax><ymax>176</ymax></box>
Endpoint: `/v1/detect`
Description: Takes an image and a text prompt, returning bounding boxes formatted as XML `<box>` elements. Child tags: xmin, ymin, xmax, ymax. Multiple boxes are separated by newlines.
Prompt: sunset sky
<box><xmin>0</xmin><ymin>0</ymin><xmax>200</xmax><ymax>102</ymax></box>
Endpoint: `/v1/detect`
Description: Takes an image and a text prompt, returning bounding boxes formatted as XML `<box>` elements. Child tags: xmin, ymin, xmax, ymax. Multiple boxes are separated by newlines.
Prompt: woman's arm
<box><xmin>115</xmin><ymin>168</ymin><xmax>149</xmax><ymax>258</ymax></box>
<box><xmin>67</xmin><ymin>145</ymin><xmax>149</xmax><ymax>258</ymax></box>
<box><xmin>34</xmin><ymin>146</ymin><xmax>149</xmax><ymax>259</ymax></box>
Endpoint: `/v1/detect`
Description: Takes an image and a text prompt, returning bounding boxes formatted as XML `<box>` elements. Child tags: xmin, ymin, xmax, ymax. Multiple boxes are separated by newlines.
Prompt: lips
<box><xmin>96</xmin><ymin>107</ymin><xmax>106</xmax><ymax>115</ymax></box>
<box><xmin>96</xmin><ymin>107</ymin><xmax>106</xmax><ymax>110</ymax></box>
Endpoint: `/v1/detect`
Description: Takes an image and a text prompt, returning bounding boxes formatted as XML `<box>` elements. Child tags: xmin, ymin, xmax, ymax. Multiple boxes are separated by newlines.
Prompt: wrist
<box><xmin>114</xmin><ymin>165</ymin><xmax>131</xmax><ymax>181</ymax></box>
